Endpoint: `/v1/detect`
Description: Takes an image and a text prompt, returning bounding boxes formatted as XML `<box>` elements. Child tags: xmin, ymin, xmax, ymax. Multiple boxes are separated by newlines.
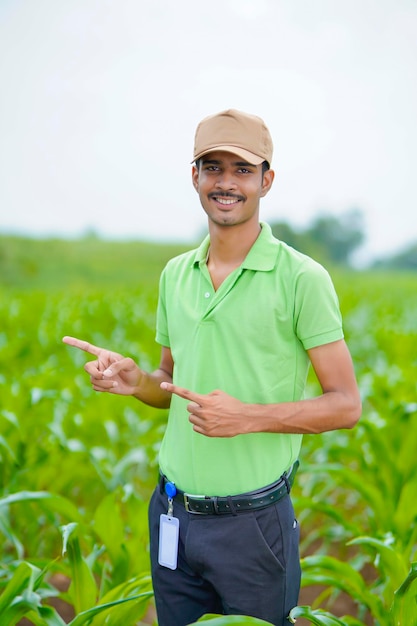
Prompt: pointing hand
<box><xmin>63</xmin><ymin>336</ymin><xmax>143</xmax><ymax>395</ymax></box>
<box><xmin>160</xmin><ymin>381</ymin><xmax>247</xmax><ymax>437</ymax></box>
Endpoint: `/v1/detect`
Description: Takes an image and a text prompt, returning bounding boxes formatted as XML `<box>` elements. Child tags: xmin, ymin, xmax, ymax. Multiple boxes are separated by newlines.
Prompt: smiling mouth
<box><xmin>209</xmin><ymin>193</ymin><xmax>245</xmax><ymax>205</ymax></box>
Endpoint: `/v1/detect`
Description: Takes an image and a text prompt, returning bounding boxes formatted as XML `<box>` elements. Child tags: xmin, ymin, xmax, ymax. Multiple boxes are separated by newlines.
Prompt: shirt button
<box><xmin>204</xmin><ymin>292</ymin><xmax>210</xmax><ymax>298</ymax></box>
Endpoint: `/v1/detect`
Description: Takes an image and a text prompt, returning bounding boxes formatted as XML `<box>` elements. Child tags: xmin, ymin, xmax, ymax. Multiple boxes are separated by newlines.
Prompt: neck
<box><xmin>208</xmin><ymin>220</ymin><xmax>262</xmax><ymax>264</ymax></box>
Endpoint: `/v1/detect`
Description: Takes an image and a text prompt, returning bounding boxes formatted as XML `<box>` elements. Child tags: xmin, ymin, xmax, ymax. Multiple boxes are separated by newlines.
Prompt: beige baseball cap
<box><xmin>193</xmin><ymin>109</ymin><xmax>273</xmax><ymax>166</ymax></box>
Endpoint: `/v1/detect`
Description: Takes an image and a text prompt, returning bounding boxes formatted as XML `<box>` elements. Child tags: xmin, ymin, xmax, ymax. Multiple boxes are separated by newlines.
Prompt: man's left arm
<box><xmin>161</xmin><ymin>339</ymin><xmax>361</xmax><ymax>437</ymax></box>
<box><xmin>251</xmin><ymin>338</ymin><xmax>362</xmax><ymax>435</ymax></box>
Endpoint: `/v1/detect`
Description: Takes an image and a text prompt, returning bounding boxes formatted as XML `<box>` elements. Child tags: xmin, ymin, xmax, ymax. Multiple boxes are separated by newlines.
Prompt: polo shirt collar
<box><xmin>194</xmin><ymin>235</ymin><xmax>211</xmax><ymax>266</ymax></box>
<box><xmin>193</xmin><ymin>222</ymin><xmax>278</xmax><ymax>271</ymax></box>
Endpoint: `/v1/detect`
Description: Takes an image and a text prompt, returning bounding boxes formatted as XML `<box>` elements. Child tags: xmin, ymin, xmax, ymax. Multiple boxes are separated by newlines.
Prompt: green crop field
<box><xmin>1</xmin><ymin>236</ymin><xmax>417</xmax><ymax>625</ymax></box>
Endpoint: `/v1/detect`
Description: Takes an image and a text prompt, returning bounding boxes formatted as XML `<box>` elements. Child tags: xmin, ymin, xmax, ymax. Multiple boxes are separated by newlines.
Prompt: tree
<box><xmin>270</xmin><ymin>209</ymin><xmax>365</xmax><ymax>267</ymax></box>
<box><xmin>373</xmin><ymin>242</ymin><xmax>417</xmax><ymax>270</ymax></box>
<box><xmin>270</xmin><ymin>221</ymin><xmax>303</xmax><ymax>251</ymax></box>
<box><xmin>308</xmin><ymin>209</ymin><xmax>365</xmax><ymax>265</ymax></box>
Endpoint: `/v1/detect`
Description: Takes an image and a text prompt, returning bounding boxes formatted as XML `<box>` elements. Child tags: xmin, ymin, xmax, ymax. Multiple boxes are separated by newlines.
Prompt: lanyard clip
<box><xmin>165</xmin><ymin>481</ymin><xmax>177</xmax><ymax>517</ymax></box>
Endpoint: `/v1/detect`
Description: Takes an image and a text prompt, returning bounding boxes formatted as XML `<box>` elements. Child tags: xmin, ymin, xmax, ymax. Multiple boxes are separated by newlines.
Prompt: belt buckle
<box><xmin>184</xmin><ymin>493</ymin><xmax>208</xmax><ymax>514</ymax></box>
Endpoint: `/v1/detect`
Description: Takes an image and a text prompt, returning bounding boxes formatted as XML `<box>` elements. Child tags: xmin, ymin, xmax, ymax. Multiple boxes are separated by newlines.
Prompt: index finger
<box><xmin>160</xmin><ymin>382</ymin><xmax>204</xmax><ymax>404</ymax></box>
<box><xmin>62</xmin><ymin>336</ymin><xmax>102</xmax><ymax>357</ymax></box>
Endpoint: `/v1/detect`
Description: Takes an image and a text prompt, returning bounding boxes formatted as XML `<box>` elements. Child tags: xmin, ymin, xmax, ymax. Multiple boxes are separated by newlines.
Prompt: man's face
<box><xmin>192</xmin><ymin>151</ymin><xmax>274</xmax><ymax>228</ymax></box>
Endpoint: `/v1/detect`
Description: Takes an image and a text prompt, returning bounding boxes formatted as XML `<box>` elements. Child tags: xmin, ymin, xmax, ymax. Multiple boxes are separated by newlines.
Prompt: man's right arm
<box><xmin>132</xmin><ymin>346</ymin><xmax>174</xmax><ymax>408</ymax></box>
<box><xmin>62</xmin><ymin>336</ymin><xmax>173</xmax><ymax>409</ymax></box>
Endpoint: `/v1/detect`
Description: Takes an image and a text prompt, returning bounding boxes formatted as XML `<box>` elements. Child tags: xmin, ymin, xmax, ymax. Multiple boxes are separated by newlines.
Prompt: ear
<box><xmin>260</xmin><ymin>168</ymin><xmax>275</xmax><ymax>197</ymax></box>
<box><xmin>192</xmin><ymin>165</ymin><xmax>199</xmax><ymax>192</ymax></box>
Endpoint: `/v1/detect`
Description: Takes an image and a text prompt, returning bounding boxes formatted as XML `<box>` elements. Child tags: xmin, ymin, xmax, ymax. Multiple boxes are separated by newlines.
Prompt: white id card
<box><xmin>158</xmin><ymin>514</ymin><xmax>180</xmax><ymax>570</ymax></box>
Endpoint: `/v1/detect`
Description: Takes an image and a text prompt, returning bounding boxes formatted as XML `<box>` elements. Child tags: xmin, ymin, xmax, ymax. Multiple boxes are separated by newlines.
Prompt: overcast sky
<box><xmin>0</xmin><ymin>0</ymin><xmax>416</xmax><ymax>263</ymax></box>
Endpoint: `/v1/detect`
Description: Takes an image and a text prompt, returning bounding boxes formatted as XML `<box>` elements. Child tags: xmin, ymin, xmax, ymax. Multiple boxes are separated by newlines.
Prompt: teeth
<box><xmin>216</xmin><ymin>197</ymin><xmax>238</xmax><ymax>205</ymax></box>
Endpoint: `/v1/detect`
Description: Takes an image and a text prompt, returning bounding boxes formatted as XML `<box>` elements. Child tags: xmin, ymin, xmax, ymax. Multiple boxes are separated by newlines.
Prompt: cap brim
<box><xmin>193</xmin><ymin>145</ymin><xmax>264</xmax><ymax>166</ymax></box>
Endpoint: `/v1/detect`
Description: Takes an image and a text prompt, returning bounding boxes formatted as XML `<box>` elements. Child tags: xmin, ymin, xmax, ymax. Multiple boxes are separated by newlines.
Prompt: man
<box><xmin>63</xmin><ymin>109</ymin><xmax>361</xmax><ymax>626</ymax></box>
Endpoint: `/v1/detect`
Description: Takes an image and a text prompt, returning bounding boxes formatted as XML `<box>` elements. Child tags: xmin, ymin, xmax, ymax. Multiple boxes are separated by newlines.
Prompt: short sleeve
<box><xmin>155</xmin><ymin>267</ymin><xmax>170</xmax><ymax>348</ymax></box>
<box><xmin>294</xmin><ymin>261</ymin><xmax>344</xmax><ymax>350</ymax></box>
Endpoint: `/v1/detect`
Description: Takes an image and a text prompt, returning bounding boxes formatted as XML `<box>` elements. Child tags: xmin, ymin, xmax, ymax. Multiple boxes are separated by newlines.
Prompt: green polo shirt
<box><xmin>156</xmin><ymin>222</ymin><xmax>343</xmax><ymax>495</ymax></box>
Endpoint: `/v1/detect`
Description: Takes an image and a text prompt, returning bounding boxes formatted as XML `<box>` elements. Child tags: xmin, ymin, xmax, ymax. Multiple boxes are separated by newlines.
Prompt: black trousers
<box><xmin>148</xmin><ymin>483</ymin><xmax>301</xmax><ymax>626</ymax></box>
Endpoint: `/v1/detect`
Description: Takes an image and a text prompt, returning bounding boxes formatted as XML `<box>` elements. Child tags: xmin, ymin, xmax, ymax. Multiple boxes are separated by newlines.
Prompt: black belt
<box><xmin>160</xmin><ymin>460</ymin><xmax>299</xmax><ymax>515</ymax></box>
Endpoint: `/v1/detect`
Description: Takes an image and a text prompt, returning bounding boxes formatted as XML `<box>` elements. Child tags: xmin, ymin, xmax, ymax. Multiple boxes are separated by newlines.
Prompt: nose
<box><xmin>215</xmin><ymin>169</ymin><xmax>237</xmax><ymax>190</ymax></box>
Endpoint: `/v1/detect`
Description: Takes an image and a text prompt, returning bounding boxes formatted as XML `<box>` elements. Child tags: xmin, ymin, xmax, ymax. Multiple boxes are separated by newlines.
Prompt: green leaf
<box><xmin>89</xmin><ymin>575</ymin><xmax>153</xmax><ymax>625</ymax></box>
<box><xmin>0</xmin><ymin>592</ymin><xmax>44</xmax><ymax>626</ymax></box>
<box><xmin>0</xmin><ymin>594</ymin><xmax>38</xmax><ymax>624</ymax></box>
<box><xmin>0</xmin><ymin>491</ymin><xmax>82</xmax><ymax>522</ymax></box>
<box><xmin>391</xmin><ymin>562</ymin><xmax>417</xmax><ymax>626</ymax></box>
<box><xmin>0</xmin><ymin>561</ymin><xmax>66</xmax><ymax>626</ymax></box>
<box><xmin>289</xmin><ymin>605</ymin><xmax>366</xmax><ymax>625</ymax></box>
<box><xmin>93</xmin><ymin>491</ymin><xmax>126</xmax><ymax>567</ymax></box>
<box><xmin>294</xmin><ymin>495</ymin><xmax>362</xmax><ymax>536</ymax></box>
<box><xmin>0</xmin><ymin>509</ymin><xmax>25</xmax><ymax>559</ymax></box>
<box><xmin>348</xmin><ymin>535</ymin><xmax>409</xmax><ymax>593</ymax></box>
<box><xmin>22</xmin><ymin>605</ymin><xmax>67</xmax><ymax>626</ymax></box>
<box><xmin>300</xmin><ymin>555</ymin><xmax>385</xmax><ymax>621</ymax></box>
<box><xmin>0</xmin><ymin>409</ymin><xmax>19</xmax><ymax>427</ymax></box>
<box><xmin>306</xmin><ymin>464</ymin><xmax>387</xmax><ymax>523</ymax></box>
<box><xmin>0</xmin><ymin>561</ymin><xmax>41</xmax><ymax>614</ymax></box>
<box><xmin>61</xmin><ymin>523</ymin><xmax>97</xmax><ymax>614</ymax></box>
<box><xmin>67</xmin><ymin>592</ymin><xmax>154</xmax><ymax>626</ymax></box>
<box><xmin>393</xmin><ymin>478</ymin><xmax>417</xmax><ymax>541</ymax></box>
<box><xmin>0</xmin><ymin>434</ymin><xmax>17</xmax><ymax>462</ymax></box>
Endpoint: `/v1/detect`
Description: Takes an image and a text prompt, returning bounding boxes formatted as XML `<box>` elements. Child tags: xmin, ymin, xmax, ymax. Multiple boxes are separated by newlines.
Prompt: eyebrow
<box><xmin>202</xmin><ymin>158</ymin><xmax>255</xmax><ymax>167</ymax></box>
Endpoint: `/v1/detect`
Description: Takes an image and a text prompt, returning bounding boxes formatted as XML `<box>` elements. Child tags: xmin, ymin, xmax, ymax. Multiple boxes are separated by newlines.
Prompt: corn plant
<box><xmin>1</xmin><ymin>240</ymin><xmax>417</xmax><ymax>624</ymax></box>
<box><xmin>291</xmin><ymin>556</ymin><xmax>417</xmax><ymax>625</ymax></box>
